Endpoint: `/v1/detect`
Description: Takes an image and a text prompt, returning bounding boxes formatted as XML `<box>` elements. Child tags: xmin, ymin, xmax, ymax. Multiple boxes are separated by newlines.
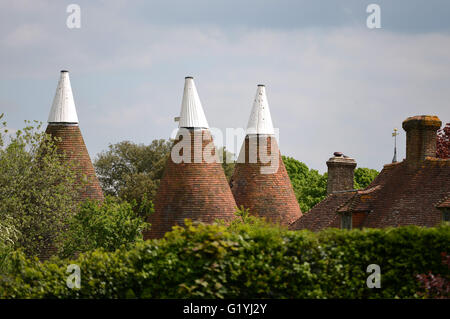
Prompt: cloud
<box><xmin>4</xmin><ymin>24</ymin><xmax>49</xmax><ymax>48</ymax></box>
<box><xmin>1</xmin><ymin>2</ymin><xmax>449</xmax><ymax>173</ymax></box>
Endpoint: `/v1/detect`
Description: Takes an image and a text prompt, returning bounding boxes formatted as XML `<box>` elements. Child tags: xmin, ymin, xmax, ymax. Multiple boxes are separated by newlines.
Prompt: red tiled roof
<box><xmin>231</xmin><ymin>135</ymin><xmax>302</xmax><ymax>226</ymax></box>
<box><xmin>144</xmin><ymin>129</ymin><xmax>237</xmax><ymax>239</ymax></box>
<box><xmin>45</xmin><ymin>124</ymin><xmax>104</xmax><ymax>203</ymax></box>
<box><xmin>290</xmin><ymin>158</ymin><xmax>450</xmax><ymax>230</ymax></box>
<box><xmin>289</xmin><ymin>191</ymin><xmax>355</xmax><ymax>231</ymax></box>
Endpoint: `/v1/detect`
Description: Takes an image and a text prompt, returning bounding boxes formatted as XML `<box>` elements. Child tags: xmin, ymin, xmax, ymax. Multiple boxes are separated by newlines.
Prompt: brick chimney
<box><xmin>230</xmin><ymin>85</ymin><xmax>302</xmax><ymax>225</ymax></box>
<box><xmin>326</xmin><ymin>152</ymin><xmax>356</xmax><ymax>194</ymax></box>
<box><xmin>402</xmin><ymin>115</ymin><xmax>441</xmax><ymax>167</ymax></box>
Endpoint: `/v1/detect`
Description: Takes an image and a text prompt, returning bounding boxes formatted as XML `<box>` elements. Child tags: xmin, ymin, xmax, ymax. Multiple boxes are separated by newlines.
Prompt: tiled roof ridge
<box><xmin>383</xmin><ymin>161</ymin><xmax>404</xmax><ymax>169</ymax></box>
<box><xmin>356</xmin><ymin>184</ymin><xmax>382</xmax><ymax>195</ymax></box>
<box><xmin>328</xmin><ymin>189</ymin><xmax>359</xmax><ymax>194</ymax></box>
<box><xmin>423</xmin><ymin>157</ymin><xmax>450</xmax><ymax>165</ymax></box>
<box><xmin>300</xmin><ymin>191</ymin><xmax>357</xmax><ymax>216</ymax></box>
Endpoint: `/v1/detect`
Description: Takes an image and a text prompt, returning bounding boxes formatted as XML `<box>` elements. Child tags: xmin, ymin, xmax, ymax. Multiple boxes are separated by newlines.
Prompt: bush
<box><xmin>0</xmin><ymin>220</ymin><xmax>448</xmax><ymax>299</ymax></box>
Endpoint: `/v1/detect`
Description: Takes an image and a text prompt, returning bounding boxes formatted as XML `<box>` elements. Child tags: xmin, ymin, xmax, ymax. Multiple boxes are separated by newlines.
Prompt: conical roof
<box><xmin>144</xmin><ymin>77</ymin><xmax>236</xmax><ymax>239</ymax></box>
<box><xmin>230</xmin><ymin>85</ymin><xmax>301</xmax><ymax>225</ymax></box>
<box><xmin>178</xmin><ymin>77</ymin><xmax>209</xmax><ymax>129</ymax></box>
<box><xmin>246</xmin><ymin>85</ymin><xmax>274</xmax><ymax>135</ymax></box>
<box><xmin>48</xmin><ymin>70</ymin><xmax>79</xmax><ymax>124</ymax></box>
<box><xmin>45</xmin><ymin>71</ymin><xmax>103</xmax><ymax>203</ymax></box>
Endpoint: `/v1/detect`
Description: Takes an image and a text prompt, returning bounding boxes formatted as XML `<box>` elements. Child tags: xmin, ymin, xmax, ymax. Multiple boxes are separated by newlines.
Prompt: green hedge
<box><xmin>0</xmin><ymin>220</ymin><xmax>448</xmax><ymax>298</ymax></box>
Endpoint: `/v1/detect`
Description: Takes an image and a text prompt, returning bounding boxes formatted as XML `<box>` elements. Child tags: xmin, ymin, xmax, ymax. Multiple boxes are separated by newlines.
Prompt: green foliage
<box><xmin>57</xmin><ymin>196</ymin><xmax>150</xmax><ymax>259</ymax></box>
<box><xmin>94</xmin><ymin>140</ymin><xmax>171</xmax><ymax>209</ymax></box>
<box><xmin>218</xmin><ymin>146</ymin><xmax>235</xmax><ymax>182</ymax></box>
<box><xmin>0</xmin><ymin>216</ymin><xmax>19</xmax><ymax>275</ymax></box>
<box><xmin>1</xmin><ymin>220</ymin><xmax>448</xmax><ymax>299</ymax></box>
<box><xmin>354</xmin><ymin>167</ymin><xmax>379</xmax><ymax>189</ymax></box>
<box><xmin>0</xmin><ymin>116</ymin><xmax>80</xmax><ymax>257</ymax></box>
<box><xmin>282</xmin><ymin>156</ymin><xmax>327</xmax><ymax>212</ymax></box>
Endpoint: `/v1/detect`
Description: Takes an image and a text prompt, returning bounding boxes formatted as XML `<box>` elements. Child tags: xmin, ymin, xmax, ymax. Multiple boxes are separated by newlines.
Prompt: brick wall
<box><xmin>326</xmin><ymin>154</ymin><xmax>356</xmax><ymax>194</ymax></box>
<box><xmin>402</xmin><ymin>115</ymin><xmax>442</xmax><ymax>168</ymax></box>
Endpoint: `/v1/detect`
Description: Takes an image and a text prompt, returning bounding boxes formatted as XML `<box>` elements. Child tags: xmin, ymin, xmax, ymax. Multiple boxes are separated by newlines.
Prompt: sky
<box><xmin>1</xmin><ymin>0</ymin><xmax>449</xmax><ymax>173</ymax></box>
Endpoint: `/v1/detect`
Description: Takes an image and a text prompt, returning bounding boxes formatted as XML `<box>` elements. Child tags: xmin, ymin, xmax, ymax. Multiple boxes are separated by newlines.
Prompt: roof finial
<box><xmin>246</xmin><ymin>85</ymin><xmax>274</xmax><ymax>135</ymax></box>
<box><xmin>178</xmin><ymin>77</ymin><xmax>209</xmax><ymax>129</ymax></box>
<box><xmin>48</xmin><ymin>70</ymin><xmax>79</xmax><ymax>124</ymax></box>
<box><xmin>392</xmin><ymin>128</ymin><xmax>399</xmax><ymax>163</ymax></box>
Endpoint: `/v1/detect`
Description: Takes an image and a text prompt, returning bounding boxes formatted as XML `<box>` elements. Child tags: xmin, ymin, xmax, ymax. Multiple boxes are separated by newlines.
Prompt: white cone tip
<box><xmin>246</xmin><ymin>85</ymin><xmax>274</xmax><ymax>135</ymax></box>
<box><xmin>178</xmin><ymin>77</ymin><xmax>209</xmax><ymax>129</ymax></box>
<box><xmin>48</xmin><ymin>70</ymin><xmax>79</xmax><ymax>124</ymax></box>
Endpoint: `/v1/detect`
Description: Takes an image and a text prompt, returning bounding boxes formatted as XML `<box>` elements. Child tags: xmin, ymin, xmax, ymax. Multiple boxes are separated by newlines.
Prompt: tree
<box><xmin>282</xmin><ymin>156</ymin><xmax>327</xmax><ymax>212</ymax></box>
<box><xmin>219</xmin><ymin>146</ymin><xmax>235</xmax><ymax>181</ymax></box>
<box><xmin>0</xmin><ymin>114</ymin><xmax>80</xmax><ymax>257</ymax></box>
<box><xmin>94</xmin><ymin>140</ymin><xmax>172</xmax><ymax>208</ymax></box>
<box><xmin>0</xmin><ymin>215</ymin><xmax>19</xmax><ymax>274</ymax></box>
<box><xmin>354</xmin><ymin>167</ymin><xmax>379</xmax><ymax>189</ymax></box>
<box><xmin>57</xmin><ymin>196</ymin><xmax>150</xmax><ymax>258</ymax></box>
<box><xmin>437</xmin><ymin>123</ymin><xmax>450</xmax><ymax>159</ymax></box>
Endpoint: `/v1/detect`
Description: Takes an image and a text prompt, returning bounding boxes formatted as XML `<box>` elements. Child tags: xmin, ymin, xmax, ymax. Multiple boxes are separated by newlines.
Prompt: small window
<box><xmin>443</xmin><ymin>210</ymin><xmax>450</xmax><ymax>222</ymax></box>
<box><xmin>341</xmin><ymin>212</ymin><xmax>352</xmax><ymax>230</ymax></box>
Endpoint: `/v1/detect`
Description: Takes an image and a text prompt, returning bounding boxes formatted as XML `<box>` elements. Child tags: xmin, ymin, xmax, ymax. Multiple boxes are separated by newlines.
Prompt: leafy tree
<box><xmin>0</xmin><ymin>215</ymin><xmax>19</xmax><ymax>274</ymax></box>
<box><xmin>218</xmin><ymin>146</ymin><xmax>235</xmax><ymax>181</ymax></box>
<box><xmin>437</xmin><ymin>123</ymin><xmax>450</xmax><ymax>159</ymax></box>
<box><xmin>0</xmin><ymin>114</ymin><xmax>80</xmax><ymax>257</ymax></box>
<box><xmin>354</xmin><ymin>167</ymin><xmax>379</xmax><ymax>189</ymax></box>
<box><xmin>94</xmin><ymin>140</ymin><xmax>172</xmax><ymax>207</ymax></box>
<box><xmin>282</xmin><ymin>156</ymin><xmax>327</xmax><ymax>212</ymax></box>
<box><xmin>58</xmin><ymin>196</ymin><xmax>150</xmax><ymax>258</ymax></box>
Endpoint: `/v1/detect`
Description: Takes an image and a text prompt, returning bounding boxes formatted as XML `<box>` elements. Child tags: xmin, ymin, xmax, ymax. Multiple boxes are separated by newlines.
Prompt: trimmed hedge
<box><xmin>0</xmin><ymin>220</ymin><xmax>449</xmax><ymax>298</ymax></box>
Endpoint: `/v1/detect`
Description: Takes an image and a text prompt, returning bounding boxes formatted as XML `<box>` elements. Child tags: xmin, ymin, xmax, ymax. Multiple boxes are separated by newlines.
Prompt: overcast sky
<box><xmin>1</xmin><ymin>0</ymin><xmax>449</xmax><ymax>173</ymax></box>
